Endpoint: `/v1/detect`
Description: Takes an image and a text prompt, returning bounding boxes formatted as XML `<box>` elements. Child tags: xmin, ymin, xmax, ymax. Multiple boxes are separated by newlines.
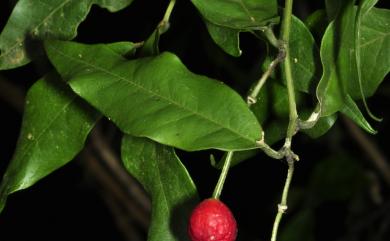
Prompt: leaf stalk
<box><xmin>159</xmin><ymin>0</ymin><xmax>177</xmax><ymax>34</ymax></box>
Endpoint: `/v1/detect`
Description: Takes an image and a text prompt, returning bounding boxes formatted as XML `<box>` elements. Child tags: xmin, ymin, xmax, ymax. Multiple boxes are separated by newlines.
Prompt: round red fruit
<box><xmin>188</xmin><ymin>198</ymin><xmax>237</xmax><ymax>241</ymax></box>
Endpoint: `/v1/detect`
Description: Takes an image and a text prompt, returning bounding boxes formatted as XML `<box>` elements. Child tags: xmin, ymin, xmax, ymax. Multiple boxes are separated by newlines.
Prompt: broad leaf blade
<box><xmin>288</xmin><ymin>16</ymin><xmax>321</xmax><ymax>93</ymax></box>
<box><xmin>349</xmin><ymin>7</ymin><xmax>390</xmax><ymax>98</ymax></box>
<box><xmin>191</xmin><ymin>0</ymin><xmax>279</xmax><ymax>30</ymax></box>
<box><xmin>0</xmin><ymin>0</ymin><xmax>134</xmax><ymax>70</ymax></box>
<box><xmin>46</xmin><ymin>41</ymin><xmax>262</xmax><ymax>151</ymax></box>
<box><xmin>0</xmin><ymin>72</ymin><xmax>100</xmax><ymax>213</ymax></box>
<box><xmin>205</xmin><ymin>22</ymin><xmax>241</xmax><ymax>57</ymax></box>
<box><xmin>341</xmin><ymin>95</ymin><xmax>376</xmax><ymax>134</ymax></box>
<box><xmin>45</xmin><ymin>41</ymin><xmax>135</xmax><ymax>81</ymax></box>
<box><xmin>121</xmin><ymin>135</ymin><xmax>198</xmax><ymax>241</ymax></box>
<box><xmin>316</xmin><ymin>0</ymin><xmax>357</xmax><ymax>116</ymax></box>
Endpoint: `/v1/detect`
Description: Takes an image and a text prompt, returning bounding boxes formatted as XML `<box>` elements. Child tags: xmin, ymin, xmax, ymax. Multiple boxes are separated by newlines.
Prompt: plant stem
<box><xmin>212</xmin><ymin>151</ymin><xmax>234</xmax><ymax>199</ymax></box>
<box><xmin>159</xmin><ymin>0</ymin><xmax>177</xmax><ymax>34</ymax></box>
<box><xmin>163</xmin><ymin>0</ymin><xmax>176</xmax><ymax>23</ymax></box>
<box><xmin>263</xmin><ymin>27</ymin><xmax>279</xmax><ymax>48</ymax></box>
<box><xmin>270</xmin><ymin>159</ymin><xmax>295</xmax><ymax>241</ymax></box>
<box><xmin>281</xmin><ymin>0</ymin><xmax>298</xmax><ymax>142</ymax></box>
<box><xmin>256</xmin><ymin>138</ymin><xmax>284</xmax><ymax>159</ymax></box>
<box><xmin>269</xmin><ymin>1</ymin><xmax>297</xmax><ymax>241</ymax></box>
<box><xmin>247</xmin><ymin>49</ymin><xmax>285</xmax><ymax>105</ymax></box>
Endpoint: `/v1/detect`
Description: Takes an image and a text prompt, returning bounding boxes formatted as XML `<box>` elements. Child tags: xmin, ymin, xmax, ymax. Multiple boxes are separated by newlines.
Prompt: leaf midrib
<box><xmin>227</xmin><ymin>0</ymin><xmax>256</xmax><ymax>22</ymax></box>
<box><xmin>154</xmin><ymin>151</ymin><xmax>170</xmax><ymax>224</ymax></box>
<box><xmin>0</xmin><ymin>0</ymin><xmax>73</xmax><ymax>59</ymax></box>
<box><xmin>11</xmin><ymin>94</ymin><xmax>76</xmax><ymax>191</ymax></box>
<box><xmin>48</xmin><ymin>45</ymin><xmax>258</xmax><ymax>146</ymax></box>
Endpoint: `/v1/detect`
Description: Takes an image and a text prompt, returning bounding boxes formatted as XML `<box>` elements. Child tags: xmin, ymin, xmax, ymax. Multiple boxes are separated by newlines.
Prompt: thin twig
<box><xmin>247</xmin><ymin>48</ymin><xmax>285</xmax><ymax>106</ymax></box>
<box><xmin>158</xmin><ymin>0</ymin><xmax>176</xmax><ymax>34</ymax></box>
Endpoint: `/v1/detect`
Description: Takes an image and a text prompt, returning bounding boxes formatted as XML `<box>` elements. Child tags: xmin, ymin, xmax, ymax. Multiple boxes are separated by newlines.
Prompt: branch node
<box><xmin>278</xmin><ymin>204</ymin><xmax>288</xmax><ymax>213</ymax></box>
<box><xmin>247</xmin><ymin>96</ymin><xmax>257</xmax><ymax>105</ymax></box>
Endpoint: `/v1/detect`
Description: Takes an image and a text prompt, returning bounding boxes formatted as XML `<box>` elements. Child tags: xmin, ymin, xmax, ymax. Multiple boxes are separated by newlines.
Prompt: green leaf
<box><xmin>302</xmin><ymin>114</ymin><xmax>338</xmax><ymax>138</ymax></box>
<box><xmin>350</xmin><ymin>7</ymin><xmax>390</xmax><ymax>99</ymax></box>
<box><xmin>318</xmin><ymin>2</ymin><xmax>389</xmax><ymax>119</ymax></box>
<box><xmin>341</xmin><ymin>95</ymin><xmax>376</xmax><ymax>134</ymax></box>
<box><xmin>139</xmin><ymin>29</ymin><xmax>160</xmax><ymax>57</ymax></box>
<box><xmin>46</xmin><ymin>41</ymin><xmax>136</xmax><ymax>81</ymax></box>
<box><xmin>121</xmin><ymin>135</ymin><xmax>199</xmax><ymax>241</ymax></box>
<box><xmin>0</xmin><ymin>0</ymin><xmax>134</xmax><ymax>70</ymax></box>
<box><xmin>316</xmin><ymin>0</ymin><xmax>357</xmax><ymax>116</ymax></box>
<box><xmin>205</xmin><ymin>22</ymin><xmax>242</xmax><ymax>57</ymax></box>
<box><xmin>0</xmin><ymin>72</ymin><xmax>100</xmax><ymax>213</ymax></box>
<box><xmin>351</xmin><ymin>0</ymin><xmax>382</xmax><ymax>121</ymax></box>
<box><xmin>105</xmin><ymin>41</ymin><xmax>140</xmax><ymax>58</ymax></box>
<box><xmin>191</xmin><ymin>0</ymin><xmax>279</xmax><ymax>30</ymax></box>
<box><xmin>45</xmin><ymin>41</ymin><xmax>262</xmax><ymax>151</ymax></box>
<box><xmin>288</xmin><ymin>16</ymin><xmax>321</xmax><ymax>93</ymax></box>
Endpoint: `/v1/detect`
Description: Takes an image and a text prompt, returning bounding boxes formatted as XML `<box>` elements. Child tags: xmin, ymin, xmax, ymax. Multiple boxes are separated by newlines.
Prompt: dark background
<box><xmin>0</xmin><ymin>0</ymin><xmax>389</xmax><ymax>240</ymax></box>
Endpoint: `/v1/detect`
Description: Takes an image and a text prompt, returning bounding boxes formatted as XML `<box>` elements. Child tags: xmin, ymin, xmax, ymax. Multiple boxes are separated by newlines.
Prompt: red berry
<box><xmin>188</xmin><ymin>198</ymin><xmax>237</xmax><ymax>241</ymax></box>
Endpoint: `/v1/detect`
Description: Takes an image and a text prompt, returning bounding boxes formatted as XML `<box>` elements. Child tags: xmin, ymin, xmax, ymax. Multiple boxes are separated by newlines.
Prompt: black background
<box><xmin>0</xmin><ymin>0</ymin><xmax>389</xmax><ymax>240</ymax></box>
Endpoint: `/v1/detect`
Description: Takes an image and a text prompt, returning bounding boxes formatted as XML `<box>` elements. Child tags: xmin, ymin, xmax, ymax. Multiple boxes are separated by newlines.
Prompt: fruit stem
<box><xmin>212</xmin><ymin>151</ymin><xmax>234</xmax><ymax>199</ymax></box>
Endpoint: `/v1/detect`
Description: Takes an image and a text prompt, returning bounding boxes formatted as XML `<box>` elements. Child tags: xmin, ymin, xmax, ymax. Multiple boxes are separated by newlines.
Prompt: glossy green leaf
<box><xmin>121</xmin><ymin>135</ymin><xmax>199</xmax><ymax>241</ymax></box>
<box><xmin>45</xmin><ymin>41</ymin><xmax>262</xmax><ymax>151</ymax></box>
<box><xmin>205</xmin><ymin>22</ymin><xmax>241</xmax><ymax>57</ymax></box>
<box><xmin>349</xmin><ymin>7</ymin><xmax>390</xmax><ymax>99</ymax></box>
<box><xmin>106</xmin><ymin>41</ymin><xmax>139</xmax><ymax>58</ymax></box>
<box><xmin>341</xmin><ymin>95</ymin><xmax>376</xmax><ymax>134</ymax></box>
<box><xmin>318</xmin><ymin>2</ymin><xmax>389</xmax><ymax>119</ymax></box>
<box><xmin>0</xmin><ymin>72</ymin><xmax>100</xmax><ymax>213</ymax></box>
<box><xmin>288</xmin><ymin>16</ymin><xmax>321</xmax><ymax>93</ymax></box>
<box><xmin>46</xmin><ymin>41</ymin><xmax>137</xmax><ymax>81</ymax></box>
<box><xmin>316</xmin><ymin>0</ymin><xmax>357</xmax><ymax>116</ymax></box>
<box><xmin>191</xmin><ymin>0</ymin><xmax>279</xmax><ymax>30</ymax></box>
<box><xmin>0</xmin><ymin>0</ymin><xmax>134</xmax><ymax>70</ymax></box>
